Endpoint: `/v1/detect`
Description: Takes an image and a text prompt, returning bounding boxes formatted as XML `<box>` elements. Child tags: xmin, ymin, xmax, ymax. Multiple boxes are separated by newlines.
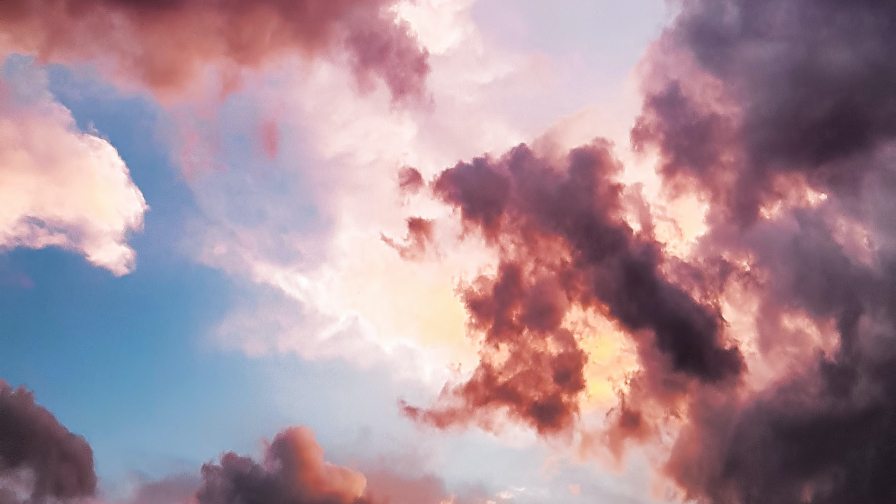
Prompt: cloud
<box><xmin>634</xmin><ymin>0</ymin><xmax>896</xmax><ymax>225</ymax></box>
<box><xmin>185</xmin><ymin>0</ymin><xmax>551</xmax><ymax>377</ymax></box>
<box><xmin>368</xmin><ymin>2</ymin><xmax>896</xmax><ymax>503</ymax></box>
<box><xmin>195</xmin><ymin>427</ymin><xmax>504</xmax><ymax>504</ymax></box>
<box><xmin>401</xmin><ymin>141</ymin><xmax>742</xmax><ymax>435</ymax></box>
<box><xmin>381</xmin><ymin>217</ymin><xmax>435</xmax><ymax>261</ymax></box>
<box><xmin>0</xmin><ymin>382</ymin><xmax>517</xmax><ymax>504</ymax></box>
<box><xmin>0</xmin><ymin>62</ymin><xmax>147</xmax><ymax>275</ymax></box>
<box><xmin>198</xmin><ymin>427</ymin><xmax>367</xmax><ymax>504</ymax></box>
<box><xmin>141</xmin><ymin>0</ymin><xmax>896</xmax><ymax>499</ymax></box>
<box><xmin>397</xmin><ymin>167</ymin><xmax>425</xmax><ymax>195</ymax></box>
<box><xmin>621</xmin><ymin>0</ymin><xmax>896</xmax><ymax>501</ymax></box>
<box><xmin>126</xmin><ymin>476</ymin><xmax>199</xmax><ymax>504</ymax></box>
<box><xmin>0</xmin><ymin>381</ymin><xmax>97</xmax><ymax>504</ymax></box>
<box><xmin>17</xmin><ymin>0</ymin><xmax>896</xmax><ymax>502</ymax></box>
<box><xmin>392</xmin><ymin>1</ymin><xmax>896</xmax><ymax>503</ymax></box>
<box><xmin>0</xmin><ymin>0</ymin><xmax>429</xmax><ymax>102</ymax></box>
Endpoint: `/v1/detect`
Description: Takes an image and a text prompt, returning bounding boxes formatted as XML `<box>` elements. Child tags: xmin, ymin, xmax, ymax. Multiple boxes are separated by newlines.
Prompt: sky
<box><xmin>2</xmin><ymin>1</ymin><xmax>896</xmax><ymax>504</ymax></box>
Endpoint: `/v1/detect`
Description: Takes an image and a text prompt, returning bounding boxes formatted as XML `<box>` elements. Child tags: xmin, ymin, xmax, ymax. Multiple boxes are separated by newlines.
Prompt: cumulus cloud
<box><xmin>623</xmin><ymin>0</ymin><xmax>896</xmax><ymax>501</ymax></box>
<box><xmin>0</xmin><ymin>381</ymin><xmax>97</xmax><ymax>504</ymax></box>
<box><xmin>194</xmin><ymin>427</ymin><xmax>498</xmax><ymax>504</ymax></box>
<box><xmin>0</xmin><ymin>64</ymin><xmax>147</xmax><ymax>275</ymax></box>
<box><xmin>21</xmin><ymin>0</ymin><xmax>896</xmax><ymax>501</ymax></box>
<box><xmin>633</xmin><ymin>0</ymin><xmax>896</xmax><ymax>225</ymax></box>
<box><xmin>197</xmin><ymin>427</ymin><xmax>367</xmax><ymax>504</ymax></box>
<box><xmin>0</xmin><ymin>383</ymin><xmax>508</xmax><ymax>504</ymax></box>
<box><xmin>99</xmin><ymin>0</ymin><xmax>896</xmax><ymax>499</ymax></box>
<box><xmin>393</xmin><ymin>0</ymin><xmax>896</xmax><ymax>503</ymax></box>
<box><xmin>184</xmin><ymin>0</ymin><xmax>549</xmax><ymax>378</ymax></box>
<box><xmin>0</xmin><ymin>0</ymin><xmax>429</xmax><ymax>102</ymax></box>
<box><xmin>401</xmin><ymin>141</ymin><xmax>741</xmax><ymax>435</ymax></box>
<box><xmin>381</xmin><ymin>217</ymin><xmax>435</xmax><ymax>261</ymax></box>
<box><xmin>124</xmin><ymin>455</ymin><xmax>494</xmax><ymax>504</ymax></box>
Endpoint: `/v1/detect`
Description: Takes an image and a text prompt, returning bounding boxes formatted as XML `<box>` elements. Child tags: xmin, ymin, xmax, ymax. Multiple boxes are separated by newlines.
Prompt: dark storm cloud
<box><xmin>402</xmin><ymin>141</ymin><xmax>742</xmax><ymax>434</ymax></box>
<box><xmin>382</xmin><ymin>217</ymin><xmax>435</xmax><ymax>261</ymax></box>
<box><xmin>0</xmin><ymin>381</ymin><xmax>96</xmax><ymax>504</ymax></box>
<box><xmin>197</xmin><ymin>426</ymin><xmax>485</xmax><ymax>504</ymax></box>
<box><xmin>625</xmin><ymin>0</ymin><xmax>896</xmax><ymax>501</ymax></box>
<box><xmin>635</xmin><ymin>0</ymin><xmax>896</xmax><ymax>224</ymax></box>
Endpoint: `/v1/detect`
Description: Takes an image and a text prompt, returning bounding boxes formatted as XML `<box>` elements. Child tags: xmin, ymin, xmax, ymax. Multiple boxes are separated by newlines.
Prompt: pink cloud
<box><xmin>0</xmin><ymin>69</ymin><xmax>147</xmax><ymax>275</ymax></box>
<box><xmin>0</xmin><ymin>0</ymin><xmax>429</xmax><ymax>102</ymax></box>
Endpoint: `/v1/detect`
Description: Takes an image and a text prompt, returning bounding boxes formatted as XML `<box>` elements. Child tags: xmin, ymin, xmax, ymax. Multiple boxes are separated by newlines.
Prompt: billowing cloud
<box><xmin>187</xmin><ymin>0</ymin><xmax>550</xmax><ymax>378</ymax></box>
<box><xmin>197</xmin><ymin>426</ymin><xmax>500</xmax><ymax>504</ymax></box>
<box><xmin>397</xmin><ymin>167</ymin><xmax>425</xmax><ymax>195</ymax></box>
<box><xmin>633</xmin><ymin>0</ymin><xmax>896</xmax><ymax>225</ymax></box>
<box><xmin>386</xmin><ymin>0</ymin><xmax>896</xmax><ymax>503</ymax></box>
<box><xmin>0</xmin><ymin>0</ymin><xmax>429</xmax><ymax>102</ymax></box>
<box><xmin>0</xmin><ymin>66</ymin><xmax>147</xmax><ymax>275</ymax></box>
<box><xmin>379</xmin><ymin>1</ymin><xmax>896</xmax><ymax>503</ymax></box>
<box><xmin>401</xmin><ymin>142</ymin><xmax>742</xmax><ymax>435</ymax></box>
<box><xmin>123</xmin><ymin>459</ymin><xmax>492</xmax><ymax>504</ymax></box>
<box><xmin>623</xmin><ymin>0</ymin><xmax>896</xmax><ymax>502</ymax></box>
<box><xmin>198</xmin><ymin>427</ymin><xmax>367</xmax><ymax>504</ymax></box>
<box><xmin>25</xmin><ymin>0</ymin><xmax>889</xmax><ymax>499</ymax></box>
<box><xmin>19</xmin><ymin>0</ymin><xmax>896</xmax><ymax>501</ymax></box>
<box><xmin>0</xmin><ymin>382</ymin><xmax>507</xmax><ymax>504</ymax></box>
<box><xmin>381</xmin><ymin>217</ymin><xmax>435</xmax><ymax>261</ymax></box>
<box><xmin>0</xmin><ymin>381</ymin><xmax>97</xmax><ymax>504</ymax></box>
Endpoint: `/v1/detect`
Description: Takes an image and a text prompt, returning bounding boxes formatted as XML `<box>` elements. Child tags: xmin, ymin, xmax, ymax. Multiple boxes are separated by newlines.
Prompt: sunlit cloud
<box><xmin>0</xmin><ymin>60</ymin><xmax>146</xmax><ymax>275</ymax></box>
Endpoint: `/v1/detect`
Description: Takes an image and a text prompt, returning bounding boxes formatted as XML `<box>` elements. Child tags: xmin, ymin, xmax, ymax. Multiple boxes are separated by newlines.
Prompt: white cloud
<box><xmin>0</xmin><ymin>61</ymin><xmax>147</xmax><ymax>275</ymax></box>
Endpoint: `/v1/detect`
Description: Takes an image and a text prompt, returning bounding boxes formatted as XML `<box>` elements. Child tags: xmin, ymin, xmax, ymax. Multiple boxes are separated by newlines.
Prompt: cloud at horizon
<box><xmin>0</xmin><ymin>381</ymin><xmax>499</xmax><ymax>504</ymax></box>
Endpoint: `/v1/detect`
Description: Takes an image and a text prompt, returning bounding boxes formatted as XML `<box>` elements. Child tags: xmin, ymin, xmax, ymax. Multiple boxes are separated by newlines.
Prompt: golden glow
<box><xmin>333</xmin><ymin>229</ymin><xmax>480</xmax><ymax>371</ymax></box>
<box><xmin>759</xmin><ymin>174</ymin><xmax>829</xmax><ymax>220</ymax></box>
<box><xmin>653</xmin><ymin>193</ymin><xmax>708</xmax><ymax>257</ymax></box>
<box><xmin>565</xmin><ymin>307</ymin><xmax>640</xmax><ymax>407</ymax></box>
